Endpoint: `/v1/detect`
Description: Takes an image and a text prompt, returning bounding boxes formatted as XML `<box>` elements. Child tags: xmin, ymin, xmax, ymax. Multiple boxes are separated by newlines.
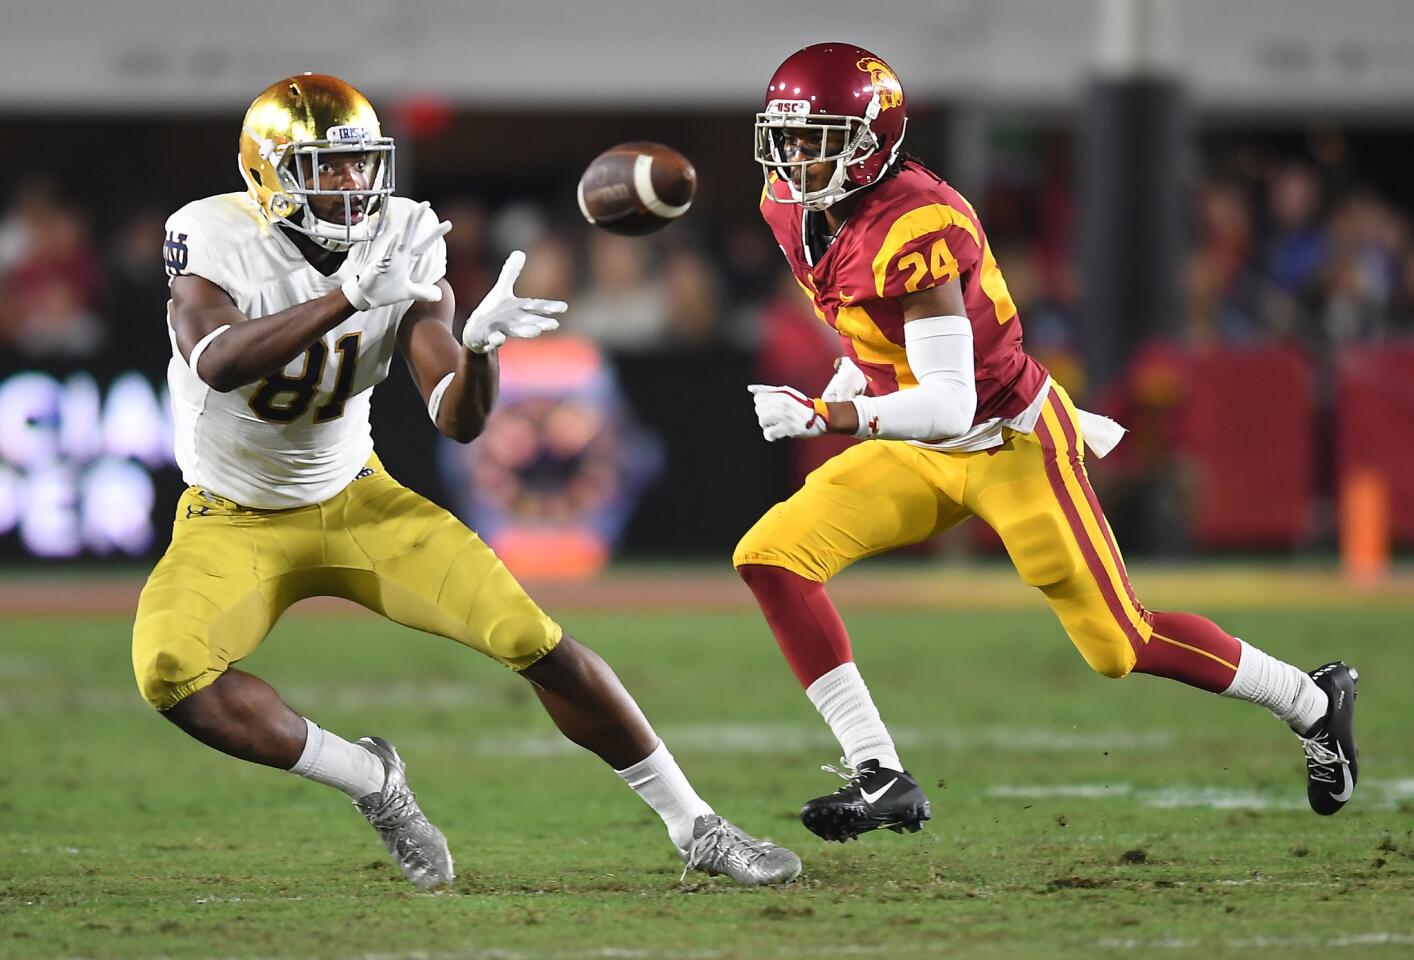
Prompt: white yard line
<box><xmin>55</xmin><ymin>931</ymin><xmax>1414</xmax><ymax>960</ymax></box>
<box><xmin>445</xmin><ymin>723</ymin><xmax>1175</xmax><ymax>759</ymax></box>
<box><xmin>990</xmin><ymin>783</ymin><xmax>1135</xmax><ymax>799</ymax></box>
<box><xmin>987</xmin><ymin>778</ymin><xmax>1414</xmax><ymax>810</ymax></box>
<box><xmin>1098</xmin><ymin>933</ymin><xmax>1414</xmax><ymax>950</ymax></box>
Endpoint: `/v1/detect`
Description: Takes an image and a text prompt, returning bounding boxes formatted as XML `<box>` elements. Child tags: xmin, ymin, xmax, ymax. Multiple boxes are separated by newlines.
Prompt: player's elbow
<box><xmin>198</xmin><ymin>361</ymin><xmax>244</xmax><ymax>394</ymax></box>
<box><xmin>440</xmin><ymin>413</ymin><xmax>487</xmax><ymax>444</ymax></box>
<box><xmin>189</xmin><ymin>345</ymin><xmax>252</xmax><ymax>393</ymax></box>
<box><xmin>931</xmin><ymin>405</ymin><xmax>974</xmax><ymax>439</ymax></box>
<box><xmin>924</xmin><ymin>381</ymin><xmax>977</xmax><ymax>439</ymax></box>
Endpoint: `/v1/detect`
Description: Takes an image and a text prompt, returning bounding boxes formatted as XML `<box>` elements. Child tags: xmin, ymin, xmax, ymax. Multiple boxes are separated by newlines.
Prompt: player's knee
<box><xmin>732</xmin><ymin>522</ymin><xmax>778</xmax><ymax>570</ymax></box>
<box><xmin>131</xmin><ymin>614</ymin><xmax>217</xmax><ymax>710</ymax></box>
<box><xmin>732</xmin><ymin>518</ymin><xmax>829</xmax><ymax>582</ymax></box>
<box><xmin>489</xmin><ymin>614</ymin><xmax>562</xmax><ymax>670</ymax></box>
<box><xmin>1063</xmin><ymin>620</ymin><xmax>1137</xmax><ymax>679</ymax></box>
<box><xmin>736</xmin><ymin>560</ymin><xmax>816</xmax><ymax>608</ymax></box>
<box><xmin>1086</xmin><ymin>648</ymin><xmax>1135</xmax><ymax>679</ymax></box>
<box><xmin>998</xmin><ymin>513</ymin><xmax>1080</xmax><ymax>588</ymax></box>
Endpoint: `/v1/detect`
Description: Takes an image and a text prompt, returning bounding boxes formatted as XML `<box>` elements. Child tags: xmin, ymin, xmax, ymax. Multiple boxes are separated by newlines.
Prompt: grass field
<box><xmin>2</xmin><ymin>578</ymin><xmax>1412</xmax><ymax>959</ymax></box>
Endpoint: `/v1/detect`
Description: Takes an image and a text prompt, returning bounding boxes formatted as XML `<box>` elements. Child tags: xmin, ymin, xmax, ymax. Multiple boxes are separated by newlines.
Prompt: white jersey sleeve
<box><xmin>163</xmin><ymin>201</ymin><xmax>237</xmax><ymax>300</ymax></box>
<box><xmin>164</xmin><ymin>193</ymin><xmax>448</xmax><ymax>509</ymax></box>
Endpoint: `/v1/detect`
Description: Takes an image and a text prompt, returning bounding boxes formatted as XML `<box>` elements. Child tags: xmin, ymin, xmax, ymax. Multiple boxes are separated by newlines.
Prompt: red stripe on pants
<box><xmin>1049</xmin><ymin>393</ymin><xmax>1147</xmax><ymax>621</ymax></box>
<box><xmin>1035</xmin><ymin>397</ymin><xmax>1145</xmax><ymax>650</ymax></box>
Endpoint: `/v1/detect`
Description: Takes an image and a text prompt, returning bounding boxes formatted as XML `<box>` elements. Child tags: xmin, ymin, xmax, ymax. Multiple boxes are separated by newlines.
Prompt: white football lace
<box><xmin>821</xmin><ymin>758</ymin><xmax>875</xmax><ymax>791</ymax></box>
<box><xmin>680</xmin><ymin>818</ymin><xmax>773</xmax><ymax>882</ymax></box>
<box><xmin>1301</xmin><ymin>734</ymin><xmax>1341</xmax><ymax>784</ymax></box>
<box><xmin>362</xmin><ymin>784</ymin><xmax>419</xmax><ymax>830</ymax></box>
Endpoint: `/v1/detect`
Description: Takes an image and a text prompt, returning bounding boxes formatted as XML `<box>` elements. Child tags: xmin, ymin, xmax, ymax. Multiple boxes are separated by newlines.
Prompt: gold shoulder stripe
<box><xmin>760</xmin><ymin>172</ymin><xmax>780</xmax><ymax>208</ymax></box>
<box><xmin>791</xmin><ymin>275</ymin><xmax>830</xmax><ymax>325</ymax></box>
<box><xmin>871</xmin><ymin>203</ymin><xmax>980</xmax><ymax>298</ymax></box>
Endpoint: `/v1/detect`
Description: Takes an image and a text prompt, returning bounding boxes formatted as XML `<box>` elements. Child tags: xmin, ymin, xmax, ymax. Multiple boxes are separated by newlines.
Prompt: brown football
<box><xmin>577</xmin><ymin>142</ymin><xmax>697</xmax><ymax>236</ymax></box>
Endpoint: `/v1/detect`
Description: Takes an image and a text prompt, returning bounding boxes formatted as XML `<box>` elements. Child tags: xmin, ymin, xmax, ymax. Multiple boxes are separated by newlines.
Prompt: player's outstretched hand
<box><xmin>341</xmin><ymin>201</ymin><xmax>452</xmax><ymax>311</ymax></box>
<box><xmin>821</xmin><ymin>356</ymin><xmax>868</xmax><ymax>402</ymax></box>
<box><xmin>461</xmin><ymin>250</ymin><xmax>567</xmax><ymax>354</ymax></box>
<box><xmin>748</xmin><ymin>383</ymin><xmax>829</xmax><ymax>441</ymax></box>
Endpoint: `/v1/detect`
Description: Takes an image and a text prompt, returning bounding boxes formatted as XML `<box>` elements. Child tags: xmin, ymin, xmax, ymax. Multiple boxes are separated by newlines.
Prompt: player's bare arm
<box><xmin>169</xmin><ymin>274</ymin><xmax>358</xmax><ymax>393</ymax></box>
<box><xmin>397</xmin><ymin>280</ymin><xmax>500</xmax><ymax>443</ymax></box>
<box><xmin>171</xmin><ymin>208</ymin><xmax>449</xmax><ymax>394</ymax></box>
<box><xmin>397</xmin><ymin>248</ymin><xmax>565</xmax><ymax>443</ymax></box>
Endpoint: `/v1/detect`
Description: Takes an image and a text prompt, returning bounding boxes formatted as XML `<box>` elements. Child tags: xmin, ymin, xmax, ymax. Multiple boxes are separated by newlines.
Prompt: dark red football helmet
<box><xmin>755</xmin><ymin>43</ymin><xmax>908</xmax><ymax>210</ymax></box>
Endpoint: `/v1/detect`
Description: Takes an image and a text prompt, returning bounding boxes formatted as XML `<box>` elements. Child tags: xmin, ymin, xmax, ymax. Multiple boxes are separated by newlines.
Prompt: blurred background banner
<box><xmin>3</xmin><ymin>0</ymin><xmax>1414</xmax><ymax>573</ymax></box>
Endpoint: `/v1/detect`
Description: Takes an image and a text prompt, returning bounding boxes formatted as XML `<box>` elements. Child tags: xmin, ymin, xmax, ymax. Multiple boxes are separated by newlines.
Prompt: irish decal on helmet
<box><xmin>325</xmin><ymin>125</ymin><xmax>371</xmax><ymax>144</ymax></box>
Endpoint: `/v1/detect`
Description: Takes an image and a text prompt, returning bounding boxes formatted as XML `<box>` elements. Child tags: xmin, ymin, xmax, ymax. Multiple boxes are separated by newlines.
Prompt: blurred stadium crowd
<box><xmin>2</xmin><ymin>122</ymin><xmax>1411</xmax><ymax>561</ymax></box>
<box><xmin>4</xmin><ymin>134</ymin><xmax>1412</xmax><ymax>381</ymax></box>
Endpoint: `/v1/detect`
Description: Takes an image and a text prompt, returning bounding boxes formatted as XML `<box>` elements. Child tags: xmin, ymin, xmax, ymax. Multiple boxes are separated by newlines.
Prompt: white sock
<box><xmin>1220</xmin><ymin>640</ymin><xmax>1329</xmax><ymax>733</ymax></box>
<box><xmin>288</xmin><ymin>718</ymin><xmax>387</xmax><ymax>799</ymax></box>
<box><xmin>806</xmin><ymin>662</ymin><xmax>904</xmax><ymax>773</ymax></box>
<box><xmin>614</xmin><ymin>740</ymin><xmax>714</xmax><ymax>852</ymax></box>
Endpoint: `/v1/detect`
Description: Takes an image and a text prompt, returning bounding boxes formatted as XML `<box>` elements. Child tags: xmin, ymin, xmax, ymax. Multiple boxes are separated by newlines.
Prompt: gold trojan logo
<box><xmin>856</xmin><ymin>58</ymin><xmax>902</xmax><ymax>111</ymax></box>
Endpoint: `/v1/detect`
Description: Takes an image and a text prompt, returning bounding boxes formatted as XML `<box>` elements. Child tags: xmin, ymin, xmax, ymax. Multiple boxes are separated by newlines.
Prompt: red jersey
<box><xmin>760</xmin><ymin>161</ymin><xmax>1048</xmax><ymax>431</ymax></box>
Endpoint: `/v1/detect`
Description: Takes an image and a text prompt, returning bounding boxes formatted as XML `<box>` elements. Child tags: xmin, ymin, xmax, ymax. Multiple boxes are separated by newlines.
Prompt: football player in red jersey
<box><xmin>735</xmin><ymin>43</ymin><xmax>1359</xmax><ymax>841</ymax></box>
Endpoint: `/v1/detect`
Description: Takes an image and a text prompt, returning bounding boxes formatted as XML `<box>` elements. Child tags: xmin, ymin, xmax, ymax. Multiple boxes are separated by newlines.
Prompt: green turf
<box><xmin>1</xmin><ymin>604</ymin><xmax>1411</xmax><ymax>960</ymax></box>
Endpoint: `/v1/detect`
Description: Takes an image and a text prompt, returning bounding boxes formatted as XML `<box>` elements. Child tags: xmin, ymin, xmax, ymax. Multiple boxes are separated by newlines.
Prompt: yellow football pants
<box><xmin>734</xmin><ymin>385</ymin><xmax>1153</xmax><ymax>678</ymax></box>
<box><xmin>132</xmin><ymin>457</ymin><xmax>562</xmax><ymax>710</ymax></box>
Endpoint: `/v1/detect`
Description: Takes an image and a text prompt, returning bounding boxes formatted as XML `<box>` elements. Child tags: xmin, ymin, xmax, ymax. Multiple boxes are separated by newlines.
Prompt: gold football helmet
<box><xmin>238</xmin><ymin>73</ymin><xmax>395</xmax><ymax>249</ymax></box>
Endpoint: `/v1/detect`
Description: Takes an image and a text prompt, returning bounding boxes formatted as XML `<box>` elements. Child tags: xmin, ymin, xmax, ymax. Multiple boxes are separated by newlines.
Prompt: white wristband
<box><xmin>426</xmin><ymin>371</ymin><xmax>457</xmax><ymax>424</ymax></box>
<box><xmin>187</xmin><ymin>324</ymin><xmax>231</xmax><ymax>387</ymax></box>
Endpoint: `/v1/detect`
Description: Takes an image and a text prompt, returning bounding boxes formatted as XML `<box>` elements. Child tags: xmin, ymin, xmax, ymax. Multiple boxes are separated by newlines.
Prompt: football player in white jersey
<box><xmin>133</xmin><ymin>74</ymin><xmax>800</xmax><ymax>890</ymax></box>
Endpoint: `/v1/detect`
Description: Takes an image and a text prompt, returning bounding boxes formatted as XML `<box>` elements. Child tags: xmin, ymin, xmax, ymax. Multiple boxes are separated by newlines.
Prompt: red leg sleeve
<box><xmin>1133</xmin><ymin>611</ymin><xmax>1242</xmax><ymax>693</ymax></box>
<box><xmin>737</xmin><ymin>563</ymin><xmax>853</xmax><ymax>688</ymax></box>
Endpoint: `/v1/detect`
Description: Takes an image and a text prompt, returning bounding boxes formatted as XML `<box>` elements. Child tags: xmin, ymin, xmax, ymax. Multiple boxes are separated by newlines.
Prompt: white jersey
<box><xmin>163</xmin><ymin>193</ymin><xmax>447</xmax><ymax>509</ymax></box>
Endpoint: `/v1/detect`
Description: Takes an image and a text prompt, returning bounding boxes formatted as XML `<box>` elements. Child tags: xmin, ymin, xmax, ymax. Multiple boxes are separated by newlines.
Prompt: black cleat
<box><xmin>1300</xmin><ymin>662</ymin><xmax>1359</xmax><ymax>816</ymax></box>
<box><xmin>800</xmin><ymin>758</ymin><xmax>931</xmax><ymax>842</ymax></box>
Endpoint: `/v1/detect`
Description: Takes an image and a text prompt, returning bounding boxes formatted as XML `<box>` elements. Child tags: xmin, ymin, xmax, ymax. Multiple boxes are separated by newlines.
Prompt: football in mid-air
<box><xmin>576</xmin><ymin>142</ymin><xmax>696</xmax><ymax>236</ymax></box>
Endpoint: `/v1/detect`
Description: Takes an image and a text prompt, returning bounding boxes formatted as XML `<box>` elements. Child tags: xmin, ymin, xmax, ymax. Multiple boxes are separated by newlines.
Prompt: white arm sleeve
<box><xmin>849</xmin><ymin>315</ymin><xmax>976</xmax><ymax>441</ymax></box>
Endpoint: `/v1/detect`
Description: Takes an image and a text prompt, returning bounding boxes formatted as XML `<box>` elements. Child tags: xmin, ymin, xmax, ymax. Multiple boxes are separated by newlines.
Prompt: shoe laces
<box><xmin>680</xmin><ymin>817</ymin><xmax>772</xmax><ymax>882</ymax></box>
<box><xmin>362</xmin><ymin>783</ymin><xmax>420</xmax><ymax>831</ymax></box>
<box><xmin>1301</xmin><ymin>731</ymin><xmax>1340</xmax><ymax>784</ymax></box>
<box><xmin>821</xmin><ymin>757</ymin><xmax>872</xmax><ymax>792</ymax></box>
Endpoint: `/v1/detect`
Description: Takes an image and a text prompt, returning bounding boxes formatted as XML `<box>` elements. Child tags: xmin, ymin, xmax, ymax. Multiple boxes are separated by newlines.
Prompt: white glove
<box><xmin>461</xmin><ymin>250</ymin><xmax>567</xmax><ymax>354</ymax></box>
<box><xmin>340</xmin><ymin>201</ymin><xmax>451</xmax><ymax>311</ymax></box>
<box><xmin>748</xmin><ymin>384</ymin><xmax>829</xmax><ymax>442</ymax></box>
<box><xmin>821</xmin><ymin>356</ymin><xmax>869</xmax><ymax>402</ymax></box>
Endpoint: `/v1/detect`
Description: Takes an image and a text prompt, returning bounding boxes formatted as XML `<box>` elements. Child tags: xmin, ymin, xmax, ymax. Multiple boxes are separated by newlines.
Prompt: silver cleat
<box><xmin>353</xmin><ymin>737</ymin><xmax>455</xmax><ymax>891</ymax></box>
<box><xmin>680</xmin><ymin>814</ymin><xmax>802</xmax><ymax>886</ymax></box>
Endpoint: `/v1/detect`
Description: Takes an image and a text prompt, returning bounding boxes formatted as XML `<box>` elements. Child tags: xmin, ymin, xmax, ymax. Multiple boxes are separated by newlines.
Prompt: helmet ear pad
<box><xmin>844</xmin><ymin>117</ymin><xmax>906</xmax><ymax>187</ymax></box>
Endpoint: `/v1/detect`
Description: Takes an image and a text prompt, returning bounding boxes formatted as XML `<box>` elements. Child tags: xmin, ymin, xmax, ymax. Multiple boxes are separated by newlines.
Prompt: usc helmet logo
<box><xmin>856</xmin><ymin>58</ymin><xmax>902</xmax><ymax>111</ymax></box>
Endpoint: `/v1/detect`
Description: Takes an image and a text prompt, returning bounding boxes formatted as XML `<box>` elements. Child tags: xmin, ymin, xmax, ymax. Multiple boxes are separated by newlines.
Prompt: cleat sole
<box><xmin>801</xmin><ymin>802</ymin><xmax>931</xmax><ymax>843</ymax></box>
